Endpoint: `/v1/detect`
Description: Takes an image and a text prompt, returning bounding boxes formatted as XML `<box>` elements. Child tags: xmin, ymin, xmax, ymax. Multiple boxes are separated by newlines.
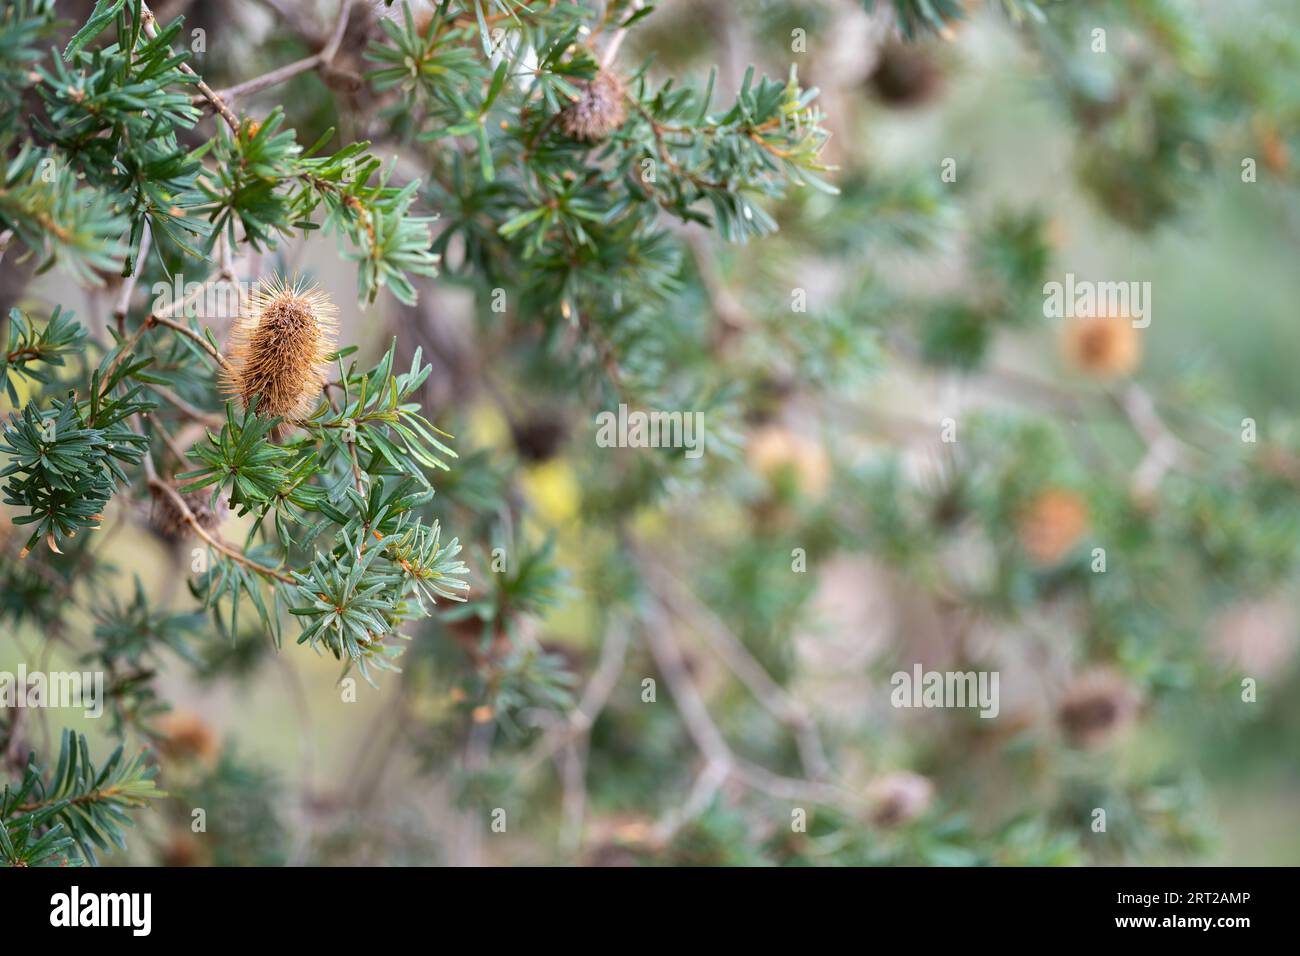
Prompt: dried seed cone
<box><xmin>222</xmin><ymin>276</ymin><xmax>338</xmax><ymax>421</ymax></box>
<box><xmin>1058</xmin><ymin>669</ymin><xmax>1139</xmax><ymax>748</ymax></box>
<box><xmin>512</xmin><ymin>410</ymin><xmax>569</xmax><ymax>463</ymax></box>
<box><xmin>1017</xmin><ymin>488</ymin><xmax>1088</xmax><ymax>566</ymax></box>
<box><xmin>1062</xmin><ymin>314</ymin><xmax>1141</xmax><ymax>378</ymax></box>
<box><xmin>150</xmin><ymin>484</ymin><xmax>228</xmax><ymax>540</ymax></box>
<box><xmin>561</xmin><ymin>69</ymin><xmax>627</xmax><ymax>142</ymax></box>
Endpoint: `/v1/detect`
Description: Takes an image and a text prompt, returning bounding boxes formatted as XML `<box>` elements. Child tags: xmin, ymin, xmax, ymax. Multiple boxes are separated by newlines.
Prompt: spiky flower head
<box><xmin>221</xmin><ymin>275</ymin><xmax>338</xmax><ymax>421</ymax></box>
<box><xmin>561</xmin><ymin>68</ymin><xmax>627</xmax><ymax>142</ymax></box>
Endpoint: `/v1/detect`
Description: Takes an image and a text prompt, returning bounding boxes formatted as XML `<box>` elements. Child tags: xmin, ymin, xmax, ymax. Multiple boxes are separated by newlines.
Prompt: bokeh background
<box><xmin>3</xmin><ymin>0</ymin><xmax>1300</xmax><ymax>865</ymax></box>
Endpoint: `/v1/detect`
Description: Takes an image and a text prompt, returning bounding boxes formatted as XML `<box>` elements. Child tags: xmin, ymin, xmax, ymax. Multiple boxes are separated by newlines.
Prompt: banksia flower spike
<box><xmin>221</xmin><ymin>275</ymin><xmax>338</xmax><ymax>423</ymax></box>
<box><xmin>561</xmin><ymin>68</ymin><xmax>627</xmax><ymax>142</ymax></box>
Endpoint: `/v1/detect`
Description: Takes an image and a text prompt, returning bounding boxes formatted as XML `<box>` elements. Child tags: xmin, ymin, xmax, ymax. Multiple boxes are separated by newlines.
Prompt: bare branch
<box><xmin>1111</xmin><ymin>383</ymin><xmax>1192</xmax><ymax>498</ymax></box>
<box><xmin>141</xmin><ymin>3</ymin><xmax>241</xmax><ymax>132</ymax></box>
<box><xmin>148</xmin><ymin>382</ymin><xmax>224</xmax><ymax>428</ymax></box>
<box><xmin>207</xmin><ymin>0</ymin><xmax>354</xmax><ymax>103</ymax></box>
<box><xmin>112</xmin><ymin>222</ymin><xmax>151</xmax><ymax>336</ymax></box>
<box><xmin>643</xmin><ymin>558</ymin><xmax>832</xmax><ymax>780</ymax></box>
<box><xmin>517</xmin><ymin>620</ymin><xmax>631</xmax><ymax>775</ymax></box>
<box><xmin>146</xmin><ymin>476</ymin><xmax>296</xmax><ymax>584</ymax></box>
<box><xmin>599</xmin><ymin>0</ymin><xmax>643</xmax><ymax>68</ymax></box>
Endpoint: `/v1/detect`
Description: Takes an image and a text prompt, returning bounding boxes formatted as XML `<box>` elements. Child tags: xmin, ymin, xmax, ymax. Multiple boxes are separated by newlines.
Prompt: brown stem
<box><xmin>149</xmin><ymin>383</ymin><xmax>224</xmax><ymax>428</ymax></box>
<box><xmin>146</xmin><ymin>476</ymin><xmax>296</xmax><ymax>584</ymax></box>
<box><xmin>213</xmin><ymin>53</ymin><xmax>324</xmax><ymax>102</ymax></box>
<box><xmin>15</xmin><ymin>784</ymin><xmax>126</xmax><ymax>815</ymax></box>
<box><xmin>140</xmin><ymin>4</ymin><xmax>241</xmax><ymax>133</ymax></box>
<box><xmin>112</xmin><ymin>222</ymin><xmax>151</xmax><ymax>337</ymax></box>
<box><xmin>150</xmin><ymin>314</ymin><xmax>233</xmax><ymax>372</ymax></box>
<box><xmin>204</xmin><ymin>0</ymin><xmax>354</xmax><ymax>104</ymax></box>
<box><xmin>98</xmin><ymin>268</ymin><xmax>235</xmax><ymax>398</ymax></box>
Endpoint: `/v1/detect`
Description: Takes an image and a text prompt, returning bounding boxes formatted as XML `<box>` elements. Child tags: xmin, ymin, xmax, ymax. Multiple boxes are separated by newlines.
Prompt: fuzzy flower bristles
<box><xmin>221</xmin><ymin>275</ymin><xmax>338</xmax><ymax>421</ymax></box>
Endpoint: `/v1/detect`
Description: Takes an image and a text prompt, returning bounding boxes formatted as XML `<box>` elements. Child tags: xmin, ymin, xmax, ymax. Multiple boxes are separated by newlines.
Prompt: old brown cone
<box><xmin>149</xmin><ymin>484</ymin><xmax>228</xmax><ymax>540</ymax></box>
<box><xmin>1062</xmin><ymin>314</ymin><xmax>1141</xmax><ymax>378</ymax></box>
<box><xmin>561</xmin><ymin>68</ymin><xmax>627</xmax><ymax>142</ymax></box>
<box><xmin>1058</xmin><ymin>669</ymin><xmax>1140</xmax><ymax>748</ymax></box>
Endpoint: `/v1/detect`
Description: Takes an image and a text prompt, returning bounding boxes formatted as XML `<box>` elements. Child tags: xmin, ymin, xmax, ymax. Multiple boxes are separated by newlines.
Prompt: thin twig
<box><xmin>152</xmin><ymin>419</ymin><xmax>190</xmax><ymax>465</ymax></box>
<box><xmin>112</xmin><ymin>222</ymin><xmax>151</xmax><ymax>337</ymax></box>
<box><xmin>150</xmin><ymin>314</ymin><xmax>233</xmax><ymax>372</ymax></box>
<box><xmin>681</xmin><ymin>228</ymin><xmax>751</xmax><ymax>334</ymax></box>
<box><xmin>1111</xmin><ymin>383</ymin><xmax>1191</xmax><ymax>498</ymax></box>
<box><xmin>643</xmin><ymin>559</ymin><xmax>832</xmax><ymax>780</ymax></box>
<box><xmin>320</xmin><ymin>0</ymin><xmax>355</xmax><ymax>63</ymax></box>
<box><xmin>517</xmin><ymin>621</ymin><xmax>631</xmax><ymax>775</ymax></box>
<box><xmin>629</xmin><ymin>541</ymin><xmax>862</xmax><ymax>841</ymax></box>
<box><xmin>146</xmin><ymin>476</ymin><xmax>296</xmax><ymax>584</ymax></box>
<box><xmin>248</xmin><ymin>0</ymin><xmax>321</xmax><ymax>41</ymax></box>
<box><xmin>140</xmin><ymin>4</ymin><xmax>241</xmax><ymax>133</ymax></box>
<box><xmin>214</xmin><ymin>53</ymin><xmax>323</xmax><ymax>101</ymax></box>
<box><xmin>207</xmin><ymin>0</ymin><xmax>354</xmax><ymax>103</ymax></box>
<box><xmin>599</xmin><ymin>0</ymin><xmax>642</xmax><ymax>67</ymax></box>
<box><xmin>557</xmin><ymin>737</ymin><xmax>588</xmax><ymax>852</ymax></box>
<box><xmin>99</xmin><ymin>266</ymin><xmax>233</xmax><ymax>394</ymax></box>
<box><xmin>651</xmin><ymin>761</ymin><xmax>730</xmax><ymax>842</ymax></box>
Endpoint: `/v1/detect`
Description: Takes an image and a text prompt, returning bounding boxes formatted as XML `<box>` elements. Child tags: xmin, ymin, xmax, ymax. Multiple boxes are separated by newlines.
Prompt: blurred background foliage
<box><xmin>2</xmin><ymin>0</ymin><xmax>1300</xmax><ymax>866</ymax></box>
